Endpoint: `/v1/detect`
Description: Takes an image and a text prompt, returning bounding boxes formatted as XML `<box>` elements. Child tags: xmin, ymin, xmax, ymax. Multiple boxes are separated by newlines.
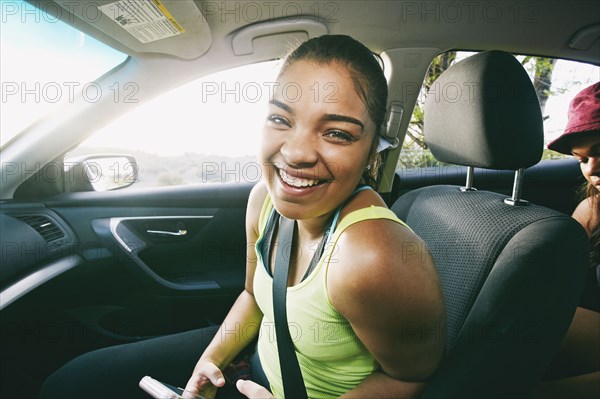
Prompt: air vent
<box><xmin>16</xmin><ymin>215</ymin><xmax>65</xmax><ymax>243</ymax></box>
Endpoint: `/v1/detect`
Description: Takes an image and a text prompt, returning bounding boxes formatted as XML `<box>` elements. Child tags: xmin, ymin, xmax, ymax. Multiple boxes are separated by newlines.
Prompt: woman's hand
<box><xmin>236</xmin><ymin>379</ymin><xmax>274</xmax><ymax>399</ymax></box>
<box><xmin>183</xmin><ymin>361</ymin><xmax>226</xmax><ymax>399</ymax></box>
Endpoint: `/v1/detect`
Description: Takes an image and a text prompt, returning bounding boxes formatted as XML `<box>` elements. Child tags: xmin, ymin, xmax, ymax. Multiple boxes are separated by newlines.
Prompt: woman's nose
<box><xmin>586</xmin><ymin>156</ymin><xmax>600</xmax><ymax>177</ymax></box>
<box><xmin>280</xmin><ymin>128</ymin><xmax>318</xmax><ymax>167</ymax></box>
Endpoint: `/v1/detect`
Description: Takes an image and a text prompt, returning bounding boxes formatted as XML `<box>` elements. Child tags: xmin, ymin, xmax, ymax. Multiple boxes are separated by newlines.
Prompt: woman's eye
<box><xmin>325</xmin><ymin>130</ymin><xmax>354</xmax><ymax>143</ymax></box>
<box><xmin>267</xmin><ymin>115</ymin><xmax>290</xmax><ymax>128</ymax></box>
<box><xmin>576</xmin><ymin>157</ymin><xmax>588</xmax><ymax>164</ymax></box>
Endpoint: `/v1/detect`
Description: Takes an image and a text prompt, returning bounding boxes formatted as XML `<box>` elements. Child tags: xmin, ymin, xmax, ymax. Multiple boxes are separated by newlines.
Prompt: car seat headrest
<box><xmin>424</xmin><ymin>50</ymin><xmax>543</xmax><ymax>170</ymax></box>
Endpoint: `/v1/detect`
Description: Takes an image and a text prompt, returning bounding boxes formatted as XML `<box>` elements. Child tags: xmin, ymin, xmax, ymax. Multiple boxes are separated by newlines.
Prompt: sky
<box><xmin>541</xmin><ymin>60</ymin><xmax>599</xmax><ymax>141</ymax></box>
<box><xmin>0</xmin><ymin>0</ymin><xmax>127</xmax><ymax>145</ymax></box>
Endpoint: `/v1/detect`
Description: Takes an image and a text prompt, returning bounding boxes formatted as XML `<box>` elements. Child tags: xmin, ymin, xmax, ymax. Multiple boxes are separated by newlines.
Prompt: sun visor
<box><xmin>53</xmin><ymin>0</ymin><xmax>211</xmax><ymax>59</ymax></box>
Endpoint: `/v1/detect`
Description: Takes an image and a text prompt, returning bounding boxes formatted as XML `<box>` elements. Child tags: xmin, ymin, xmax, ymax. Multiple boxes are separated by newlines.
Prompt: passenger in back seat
<box><xmin>534</xmin><ymin>81</ymin><xmax>599</xmax><ymax>398</ymax></box>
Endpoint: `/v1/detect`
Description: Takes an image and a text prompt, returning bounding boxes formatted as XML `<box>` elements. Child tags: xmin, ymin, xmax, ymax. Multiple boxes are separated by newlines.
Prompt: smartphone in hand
<box><xmin>139</xmin><ymin>376</ymin><xmax>205</xmax><ymax>399</ymax></box>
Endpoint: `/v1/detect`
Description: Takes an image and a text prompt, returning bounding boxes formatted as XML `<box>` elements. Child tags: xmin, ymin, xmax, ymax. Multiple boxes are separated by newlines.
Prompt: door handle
<box><xmin>146</xmin><ymin>228</ymin><xmax>187</xmax><ymax>236</ymax></box>
<box><xmin>147</xmin><ymin>221</ymin><xmax>188</xmax><ymax>237</ymax></box>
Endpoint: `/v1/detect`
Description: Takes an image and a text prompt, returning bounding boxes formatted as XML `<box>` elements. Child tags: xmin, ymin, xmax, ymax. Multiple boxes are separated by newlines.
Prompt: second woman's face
<box><xmin>571</xmin><ymin>134</ymin><xmax>600</xmax><ymax>192</ymax></box>
<box><xmin>259</xmin><ymin>60</ymin><xmax>376</xmax><ymax>221</ymax></box>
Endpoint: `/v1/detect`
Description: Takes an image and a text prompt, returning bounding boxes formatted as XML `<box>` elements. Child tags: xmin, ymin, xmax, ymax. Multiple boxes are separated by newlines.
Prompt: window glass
<box><xmin>1</xmin><ymin>0</ymin><xmax>127</xmax><ymax>146</ymax></box>
<box><xmin>399</xmin><ymin>52</ymin><xmax>600</xmax><ymax>169</ymax></box>
<box><xmin>71</xmin><ymin>61</ymin><xmax>281</xmax><ymax>188</ymax></box>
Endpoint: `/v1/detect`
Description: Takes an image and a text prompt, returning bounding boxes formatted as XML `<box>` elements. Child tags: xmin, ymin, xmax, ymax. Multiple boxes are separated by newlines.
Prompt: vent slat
<box><xmin>15</xmin><ymin>215</ymin><xmax>65</xmax><ymax>243</ymax></box>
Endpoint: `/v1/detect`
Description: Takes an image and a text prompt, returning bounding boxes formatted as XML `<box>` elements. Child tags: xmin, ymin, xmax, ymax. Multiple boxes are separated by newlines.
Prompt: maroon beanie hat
<box><xmin>547</xmin><ymin>81</ymin><xmax>600</xmax><ymax>154</ymax></box>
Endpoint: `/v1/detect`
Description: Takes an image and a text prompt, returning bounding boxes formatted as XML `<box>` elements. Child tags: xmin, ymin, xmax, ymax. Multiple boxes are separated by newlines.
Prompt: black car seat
<box><xmin>391</xmin><ymin>51</ymin><xmax>590</xmax><ymax>398</ymax></box>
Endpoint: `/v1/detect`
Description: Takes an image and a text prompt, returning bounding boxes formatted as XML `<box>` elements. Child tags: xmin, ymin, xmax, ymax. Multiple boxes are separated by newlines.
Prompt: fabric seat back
<box><xmin>392</xmin><ymin>51</ymin><xmax>589</xmax><ymax>398</ymax></box>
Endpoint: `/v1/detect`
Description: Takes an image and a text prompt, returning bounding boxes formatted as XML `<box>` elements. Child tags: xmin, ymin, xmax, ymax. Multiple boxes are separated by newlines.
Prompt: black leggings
<box><xmin>40</xmin><ymin>326</ymin><xmax>268</xmax><ymax>399</ymax></box>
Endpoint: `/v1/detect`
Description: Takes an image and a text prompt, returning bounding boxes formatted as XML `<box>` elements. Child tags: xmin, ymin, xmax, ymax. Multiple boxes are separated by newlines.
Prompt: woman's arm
<box><xmin>236</xmin><ymin>218</ymin><xmax>446</xmax><ymax>399</ymax></box>
<box><xmin>328</xmin><ymin>218</ymin><xmax>446</xmax><ymax>398</ymax></box>
<box><xmin>184</xmin><ymin>183</ymin><xmax>268</xmax><ymax>398</ymax></box>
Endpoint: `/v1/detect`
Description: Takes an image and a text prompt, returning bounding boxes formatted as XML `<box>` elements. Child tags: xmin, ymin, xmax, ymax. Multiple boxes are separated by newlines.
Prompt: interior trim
<box><xmin>231</xmin><ymin>17</ymin><xmax>328</xmax><ymax>56</ymax></box>
<box><xmin>569</xmin><ymin>23</ymin><xmax>600</xmax><ymax>50</ymax></box>
<box><xmin>109</xmin><ymin>215</ymin><xmax>213</xmax><ymax>252</ymax></box>
<box><xmin>0</xmin><ymin>255</ymin><xmax>83</xmax><ymax>311</ymax></box>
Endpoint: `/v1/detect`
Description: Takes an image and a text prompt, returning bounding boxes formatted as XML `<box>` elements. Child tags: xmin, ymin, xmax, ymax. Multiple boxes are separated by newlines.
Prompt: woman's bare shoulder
<box><xmin>326</xmin><ymin>206</ymin><xmax>445</xmax><ymax>380</ymax></box>
<box><xmin>572</xmin><ymin>195</ymin><xmax>598</xmax><ymax>237</ymax></box>
<box><xmin>329</xmin><ymin>216</ymin><xmax>437</xmax><ymax>301</ymax></box>
<box><xmin>339</xmin><ymin>187</ymin><xmax>387</xmax><ymax>215</ymax></box>
<box><xmin>246</xmin><ymin>182</ymin><xmax>268</xmax><ymax>237</ymax></box>
<box><xmin>328</xmin><ymin>191</ymin><xmax>441</xmax><ymax>320</ymax></box>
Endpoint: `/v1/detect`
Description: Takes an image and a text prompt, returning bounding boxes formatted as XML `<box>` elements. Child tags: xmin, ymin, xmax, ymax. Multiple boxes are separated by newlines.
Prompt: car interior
<box><xmin>392</xmin><ymin>49</ymin><xmax>589</xmax><ymax>398</ymax></box>
<box><xmin>1</xmin><ymin>1</ymin><xmax>599</xmax><ymax>398</ymax></box>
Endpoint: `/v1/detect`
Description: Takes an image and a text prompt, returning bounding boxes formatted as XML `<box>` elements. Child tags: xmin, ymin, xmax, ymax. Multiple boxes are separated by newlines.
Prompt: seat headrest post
<box><xmin>504</xmin><ymin>168</ymin><xmax>529</xmax><ymax>206</ymax></box>
<box><xmin>460</xmin><ymin>166</ymin><xmax>477</xmax><ymax>192</ymax></box>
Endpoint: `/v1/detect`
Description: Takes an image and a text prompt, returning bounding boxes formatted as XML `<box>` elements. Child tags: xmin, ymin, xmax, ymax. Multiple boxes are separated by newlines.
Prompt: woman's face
<box><xmin>571</xmin><ymin>134</ymin><xmax>600</xmax><ymax>192</ymax></box>
<box><xmin>259</xmin><ymin>60</ymin><xmax>376</xmax><ymax>221</ymax></box>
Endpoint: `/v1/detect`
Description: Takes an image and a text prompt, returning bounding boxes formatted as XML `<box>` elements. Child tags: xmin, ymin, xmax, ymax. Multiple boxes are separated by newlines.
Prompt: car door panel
<box><xmin>0</xmin><ymin>182</ymin><xmax>253</xmax><ymax>398</ymax></box>
<box><xmin>48</xmin><ymin>183</ymin><xmax>252</xmax><ymax>317</ymax></box>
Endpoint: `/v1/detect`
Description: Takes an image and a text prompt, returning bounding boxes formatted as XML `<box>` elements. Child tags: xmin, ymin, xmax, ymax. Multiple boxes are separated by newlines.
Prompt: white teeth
<box><xmin>279</xmin><ymin>169</ymin><xmax>320</xmax><ymax>188</ymax></box>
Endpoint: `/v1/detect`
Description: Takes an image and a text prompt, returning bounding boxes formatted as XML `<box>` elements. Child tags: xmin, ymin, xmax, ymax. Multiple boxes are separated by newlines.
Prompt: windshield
<box><xmin>1</xmin><ymin>0</ymin><xmax>127</xmax><ymax>146</ymax></box>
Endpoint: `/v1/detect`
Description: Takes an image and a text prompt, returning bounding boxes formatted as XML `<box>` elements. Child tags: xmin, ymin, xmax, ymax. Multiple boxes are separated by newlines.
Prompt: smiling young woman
<box><xmin>40</xmin><ymin>35</ymin><xmax>446</xmax><ymax>399</ymax></box>
<box><xmin>188</xmin><ymin>35</ymin><xmax>446</xmax><ymax>399</ymax></box>
<box><xmin>260</xmin><ymin>59</ymin><xmax>376</xmax><ymax>224</ymax></box>
<box><xmin>185</xmin><ymin>35</ymin><xmax>446</xmax><ymax>399</ymax></box>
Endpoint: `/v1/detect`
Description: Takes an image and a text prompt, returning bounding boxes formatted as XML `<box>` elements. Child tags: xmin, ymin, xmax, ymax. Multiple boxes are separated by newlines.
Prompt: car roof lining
<box><xmin>28</xmin><ymin>1</ymin><xmax>600</xmax><ymax>64</ymax></box>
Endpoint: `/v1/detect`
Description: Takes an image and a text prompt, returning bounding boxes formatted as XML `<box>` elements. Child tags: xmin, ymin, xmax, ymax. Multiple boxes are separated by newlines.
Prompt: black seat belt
<box><xmin>273</xmin><ymin>216</ymin><xmax>308</xmax><ymax>399</ymax></box>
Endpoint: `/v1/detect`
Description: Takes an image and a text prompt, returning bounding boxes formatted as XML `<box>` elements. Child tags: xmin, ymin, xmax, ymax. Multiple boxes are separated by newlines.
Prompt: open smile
<box><xmin>278</xmin><ymin>168</ymin><xmax>327</xmax><ymax>189</ymax></box>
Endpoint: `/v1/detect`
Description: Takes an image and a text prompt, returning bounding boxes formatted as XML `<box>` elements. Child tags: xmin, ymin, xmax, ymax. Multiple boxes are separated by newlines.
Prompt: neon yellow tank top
<box><xmin>253</xmin><ymin>194</ymin><xmax>410</xmax><ymax>398</ymax></box>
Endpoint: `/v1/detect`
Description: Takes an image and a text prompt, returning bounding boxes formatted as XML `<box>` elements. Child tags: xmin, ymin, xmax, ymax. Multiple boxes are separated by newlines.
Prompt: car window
<box><xmin>399</xmin><ymin>51</ymin><xmax>600</xmax><ymax>169</ymax></box>
<box><xmin>70</xmin><ymin>61</ymin><xmax>281</xmax><ymax>189</ymax></box>
<box><xmin>0</xmin><ymin>0</ymin><xmax>127</xmax><ymax>146</ymax></box>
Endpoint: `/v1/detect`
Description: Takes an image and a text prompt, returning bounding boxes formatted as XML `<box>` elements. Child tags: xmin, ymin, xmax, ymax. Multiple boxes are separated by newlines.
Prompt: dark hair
<box><xmin>279</xmin><ymin>35</ymin><xmax>389</xmax><ymax>188</ymax></box>
<box><xmin>579</xmin><ymin>182</ymin><xmax>600</xmax><ymax>266</ymax></box>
